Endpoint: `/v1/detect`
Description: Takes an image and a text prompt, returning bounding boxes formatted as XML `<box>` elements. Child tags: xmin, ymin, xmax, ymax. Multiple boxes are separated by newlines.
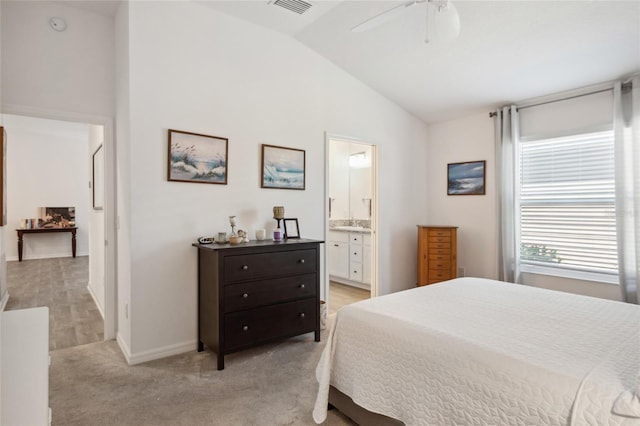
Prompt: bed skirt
<box><xmin>329</xmin><ymin>386</ymin><xmax>404</xmax><ymax>426</ymax></box>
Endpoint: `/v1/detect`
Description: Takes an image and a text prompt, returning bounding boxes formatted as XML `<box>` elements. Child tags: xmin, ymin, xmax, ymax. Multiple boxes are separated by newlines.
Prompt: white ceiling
<box><xmin>60</xmin><ymin>0</ymin><xmax>640</xmax><ymax>124</ymax></box>
<box><xmin>200</xmin><ymin>0</ymin><xmax>640</xmax><ymax>123</ymax></box>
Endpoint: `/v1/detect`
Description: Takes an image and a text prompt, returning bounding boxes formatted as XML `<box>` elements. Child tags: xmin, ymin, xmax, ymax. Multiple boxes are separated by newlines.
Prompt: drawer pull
<box><xmin>242</xmin><ymin>293</ymin><xmax>249</xmax><ymax>299</ymax></box>
<box><xmin>353</xmin><ymin>252</ymin><xmax>358</xmax><ymax>255</ymax></box>
<box><xmin>334</xmin><ymin>244</ymin><xmax>339</xmax><ymax>247</ymax></box>
<box><xmin>242</xmin><ymin>325</ymin><xmax>249</xmax><ymax>331</ymax></box>
<box><xmin>299</xmin><ymin>313</ymin><xmax>305</xmax><ymax>318</ymax></box>
<box><xmin>242</xmin><ymin>265</ymin><xmax>249</xmax><ymax>270</ymax></box>
<box><xmin>299</xmin><ymin>284</ymin><xmax>305</xmax><ymax>289</ymax></box>
<box><xmin>299</xmin><ymin>259</ymin><xmax>305</xmax><ymax>264</ymax></box>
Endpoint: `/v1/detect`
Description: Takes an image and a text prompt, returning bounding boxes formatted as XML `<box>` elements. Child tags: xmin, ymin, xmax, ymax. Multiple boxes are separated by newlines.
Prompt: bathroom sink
<box><xmin>333</xmin><ymin>226</ymin><xmax>368</xmax><ymax>232</ymax></box>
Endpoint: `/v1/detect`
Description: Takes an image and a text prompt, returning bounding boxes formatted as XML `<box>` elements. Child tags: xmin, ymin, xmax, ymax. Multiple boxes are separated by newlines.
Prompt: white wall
<box><xmin>122</xmin><ymin>1</ymin><xmax>429</xmax><ymax>360</ymax></box>
<box><xmin>4</xmin><ymin>114</ymin><xmax>89</xmax><ymax>261</ymax></box>
<box><xmin>88</xmin><ymin>125</ymin><xmax>105</xmax><ymax>317</ymax></box>
<box><xmin>1</xmin><ymin>1</ymin><xmax>114</xmax><ymax>117</ymax></box>
<box><xmin>427</xmin><ymin>112</ymin><xmax>498</xmax><ymax>280</ymax></box>
<box><xmin>427</xmin><ymin>111</ymin><xmax>621</xmax><ymax>301</ymax></box>
<box><xmin>114</xmin><ymin>2</ymin><xmax>132</xmax><ymax>355</ymax></box>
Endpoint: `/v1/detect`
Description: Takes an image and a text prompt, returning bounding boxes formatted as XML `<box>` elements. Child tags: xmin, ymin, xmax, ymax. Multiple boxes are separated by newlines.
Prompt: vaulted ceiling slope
<box><xmin>201</xmin><ymin>0</ymin><xmax>640</xmax><ymax>124</ymax></box>
<box><xmin>59</xmin><ymin>0</ymin><xmax>640</xmax><ymax>124</ymax></box>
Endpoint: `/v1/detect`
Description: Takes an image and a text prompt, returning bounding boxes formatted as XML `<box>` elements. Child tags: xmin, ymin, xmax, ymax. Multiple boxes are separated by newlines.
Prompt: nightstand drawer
<box><xmin>224</xmin><ymin>298</ymin><xmax>317</xmax><ymax>351</ymax></box>
<box><xmin>224</xmin><ymin>249</ymin><xmax>316</xmax><ymax>282</ymax></box>
<box><xmin>225</xmin><ymin>274</ymin><xmax>316</xmax><ymax>312</ymax></box>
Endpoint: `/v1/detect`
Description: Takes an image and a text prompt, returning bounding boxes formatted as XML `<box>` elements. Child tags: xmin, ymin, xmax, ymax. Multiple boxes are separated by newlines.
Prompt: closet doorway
<box><xmin>325</xmin><ymin>134</ymin><xmax>378</xmax><ymax>315</ymax></box>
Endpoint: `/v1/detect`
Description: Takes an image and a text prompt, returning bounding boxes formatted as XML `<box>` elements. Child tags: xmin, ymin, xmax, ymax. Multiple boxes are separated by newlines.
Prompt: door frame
<box><xmin>3</xmin><ymin>104</ymin><xmax>117</xmax><ymax>340</ymax></box>
<box><xmin>324</xmin><ymin>132</ymin><xmax>379</xmax><ymax>306</ymax></box>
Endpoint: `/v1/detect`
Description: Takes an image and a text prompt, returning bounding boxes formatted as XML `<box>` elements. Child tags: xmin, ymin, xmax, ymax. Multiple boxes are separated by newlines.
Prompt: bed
<box><xmin>313</xmin><ymin>277</ymin><xmax>640</xmax><ymax>425</ymax></box>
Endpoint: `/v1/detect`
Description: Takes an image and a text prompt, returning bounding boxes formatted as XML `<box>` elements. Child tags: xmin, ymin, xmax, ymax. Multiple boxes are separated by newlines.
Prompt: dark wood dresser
<box><xmin>193</xmin><ymin>238</ymin><xmax>323</xmax><ymax>370</ymax></box>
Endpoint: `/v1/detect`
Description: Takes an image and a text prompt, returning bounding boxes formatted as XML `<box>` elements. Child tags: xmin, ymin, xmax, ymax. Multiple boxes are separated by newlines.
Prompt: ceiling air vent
<box><xmin>270</xmin><ymin>0</ymin><xmax>313</xmax><ymax>15</ymax></box>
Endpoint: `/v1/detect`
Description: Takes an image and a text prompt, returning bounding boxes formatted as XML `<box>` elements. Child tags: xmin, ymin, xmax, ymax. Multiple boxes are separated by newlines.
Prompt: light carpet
<box><xmin>50</xmin><ymin>330</ymin><xmax>353</xmax><ymax>425</ymax></box>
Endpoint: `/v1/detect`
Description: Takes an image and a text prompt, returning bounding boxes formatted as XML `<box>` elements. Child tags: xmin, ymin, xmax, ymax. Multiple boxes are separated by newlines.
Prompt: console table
<box><xmin>193</xmin><ymin>238</ymin><xmax>323</xmax><ymax>370</ymax></box>
<box><xmin>16</xmin><ymin>227</ymin><xmax>77</xmax><ymax>261</ymax></box>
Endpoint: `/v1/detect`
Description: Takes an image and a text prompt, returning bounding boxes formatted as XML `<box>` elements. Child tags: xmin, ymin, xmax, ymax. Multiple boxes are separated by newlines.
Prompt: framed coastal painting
<box><xmin>168</xmin><ymin>129</ymin><xmax>228</xmax><ymax>184</ymax></box>
<box><xmin>447</xmin><ymin>160</ymin><xmax>486</xmax><ymax>195</ymax></box>
<box><xmin>261</xmin><ymin>144</ymin><xmax>305</xmax><ymax>190</ymax></box>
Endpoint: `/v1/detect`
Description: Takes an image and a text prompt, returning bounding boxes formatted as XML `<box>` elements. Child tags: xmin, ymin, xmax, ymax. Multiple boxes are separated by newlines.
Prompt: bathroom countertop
<box><xmin>329</xmin><ymin>227</ymin><xmax>371</xmax><ymax>234</ymax></box>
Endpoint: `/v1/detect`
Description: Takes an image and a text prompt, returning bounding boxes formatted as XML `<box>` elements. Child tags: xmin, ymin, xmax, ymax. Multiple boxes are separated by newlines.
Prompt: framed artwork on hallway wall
<box><xmin>168</xmin><ymin>129</ymin><xmax>228</xmax><ymax>185</ymax></box>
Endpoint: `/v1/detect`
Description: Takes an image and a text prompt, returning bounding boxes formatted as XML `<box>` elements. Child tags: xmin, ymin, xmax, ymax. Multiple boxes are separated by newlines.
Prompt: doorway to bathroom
<box><xmin>325</xmin><ymin>135</ymin><xmax>378</xmax><ymax>315</ymax></box>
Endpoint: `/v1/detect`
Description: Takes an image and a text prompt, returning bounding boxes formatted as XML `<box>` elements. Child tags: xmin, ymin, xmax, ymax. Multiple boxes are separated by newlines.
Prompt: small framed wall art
<box><xmin>283</xmin><ymin>218</ymin><xmax>300</xmax><ymax>239</ymax></box>
<box><xmin>261</xmin><ymin>144</ymin><xmax>305</xmax><ymax>190</ymax></box>
<box><xmin>447</xmin><ymin>160</ymin><xmax>486</xmax><ymax>195</ymax></box>
<box><xmin>168</xmin><ymin>129</ymin><xmax>228</xmax><ymax>184</ymax></box>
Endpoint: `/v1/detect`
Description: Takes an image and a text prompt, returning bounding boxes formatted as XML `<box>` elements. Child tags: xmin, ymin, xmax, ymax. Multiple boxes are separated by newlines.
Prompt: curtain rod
<box><xmin>489</xmin><ymin>80</ymin><xmax>633</xmax><ymax>119</ymax></box>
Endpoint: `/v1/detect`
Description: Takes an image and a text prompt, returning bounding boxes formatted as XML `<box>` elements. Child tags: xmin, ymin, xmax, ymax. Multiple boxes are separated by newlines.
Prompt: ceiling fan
<box><xmin>351</xmin><ymin>0</ymin><xmax>460</xmax><ymax>44</ymax></box>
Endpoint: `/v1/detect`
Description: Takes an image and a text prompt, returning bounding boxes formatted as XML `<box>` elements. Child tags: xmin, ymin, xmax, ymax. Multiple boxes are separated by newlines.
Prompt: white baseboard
<box><xmin>86</xmin><ymin>283</ymin><xmax>105</xmax><ymax>320</ymax></box>
<box><xmin>125</xmin><ymin>340</ymin><xmax>197</xmax><ymax>366</ymax></box>
<box><xmin>0</xmin><ymin>290</ymin><xmax>9</xmax><ymax>312</ymax></box>
<box><xmin>6</xmin><ymin>252</ymin><xmax>89</xmax><ymax>262</ymax></box>
<box><xmin>116</xmin><ymin>333</ymin><xmax>132</xmax><ymax>364</ymax></box>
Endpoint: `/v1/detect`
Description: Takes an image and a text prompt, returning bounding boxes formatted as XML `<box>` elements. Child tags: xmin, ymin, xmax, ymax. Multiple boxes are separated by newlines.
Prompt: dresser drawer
<box><xmin>225</xmin><ymin>274</ymin><xmax>316</xmax><ymax>312</ymax></box>
<box><xmin>428</xmin><ymin>245</ymin><xmax>451</xmax><ymax>254</ymax></box>
<box><xmin>224</xmin><ymin>298</ymin><xmax>317</xmax><ymax>351</ymax></box>
<box><xmin>429</xmin><ymin>253</ymin><xmax>450</xmax><ymax>262</ymax></box>
<box><xmin>428</xmin><ymin>229</ymin><xmax>451</xmax><ymax>238</ymax></box>
<box><xmin>429</xmin><ymin>235</ymin><xmax>450</xmax><ymax>244</ymax></box>
<box><xmin>428</xmin><ymin>269</ymin><xmax>453</xmax><ymax>280</ymax></box>
<box><xmin>429</xmin><ymin>259</ymin><xmax>451</xmax><ymax>270</ymax></box>
<box><xmin>224</xmin><ymin>249</ymin><xmax>316</xmax><ymax>282</ymax></box>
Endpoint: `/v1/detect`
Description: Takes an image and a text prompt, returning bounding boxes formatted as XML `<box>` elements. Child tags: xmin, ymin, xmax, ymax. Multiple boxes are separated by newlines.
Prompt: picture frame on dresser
<box><xmin>283</xmin><ymin>218</ymin><xmax>300</xmax><ymax>239</ymax></box>
<box><xmin>168</xmin><ymin>129</ymin><xmax>228</xmax><ymax>185</ymax></box>
<box><xmin>447</xmin><ymin>160</ymin><xmax>486</xmax><ymax>195</ymax></box>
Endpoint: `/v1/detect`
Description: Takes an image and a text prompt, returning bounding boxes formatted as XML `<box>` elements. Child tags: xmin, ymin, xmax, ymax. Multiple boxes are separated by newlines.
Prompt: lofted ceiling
<box><xmin>62</xmin><ymin>0</ymin><xmax>640</xmax><ymax>124</ymax></box>
<box><xmin>200</xmin><ymin>0</ymin><xmax>640</xmax><ymax>124</ymax></box>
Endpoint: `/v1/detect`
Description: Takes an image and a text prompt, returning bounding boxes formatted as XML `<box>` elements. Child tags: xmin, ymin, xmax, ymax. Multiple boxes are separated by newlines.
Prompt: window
<box><xmin>518</xmin><ymin>129</ymin><xmax>618</xmax><ymax>283</ymax></box>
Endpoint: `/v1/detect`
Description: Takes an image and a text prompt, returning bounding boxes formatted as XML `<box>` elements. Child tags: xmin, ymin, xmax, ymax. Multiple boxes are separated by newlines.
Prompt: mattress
<box><xmin>313</xmin><ymin>277</ymin><xmax>640</xmax><ymax>425</ymax></box>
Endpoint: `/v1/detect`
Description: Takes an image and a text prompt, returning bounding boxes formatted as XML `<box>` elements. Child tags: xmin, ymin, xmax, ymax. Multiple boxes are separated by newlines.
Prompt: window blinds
<box><xmin>519</xmin><ymin>130</ymin><xmax>618</xmax><ymax>275</ymax></box>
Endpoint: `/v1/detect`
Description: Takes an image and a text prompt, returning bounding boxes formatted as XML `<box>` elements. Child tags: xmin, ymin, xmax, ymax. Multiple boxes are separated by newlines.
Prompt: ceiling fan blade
<box><xmin>351</xmin><ymin>0</ymin><xmax>424</xmax><ymax>33</ymax></box>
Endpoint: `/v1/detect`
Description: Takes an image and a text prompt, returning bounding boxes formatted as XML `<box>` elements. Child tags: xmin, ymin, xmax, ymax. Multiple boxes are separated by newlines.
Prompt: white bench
<box><xmin>1</xmin><ymin>307</ymin><xmax>50</xmax><ymax>425</ymax></box>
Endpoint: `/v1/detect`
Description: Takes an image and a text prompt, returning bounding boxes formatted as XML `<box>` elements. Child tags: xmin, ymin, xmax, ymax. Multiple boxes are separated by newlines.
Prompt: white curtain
<box><xmin>614</xmin><ymin>75</ymin><xmax>640</xmax><ymax>304</ymax></box>
<box><xmin>495</xmin><ymin>105</ymin><xmax>520</xmax><ymax>283</ymax></box>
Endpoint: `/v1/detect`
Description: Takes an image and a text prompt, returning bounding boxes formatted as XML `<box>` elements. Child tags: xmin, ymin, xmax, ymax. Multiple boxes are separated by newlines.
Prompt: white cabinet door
<box><xmin>329</xmin><ymin>241</ymin><xmax>349</xmax><ymax>279</ymax></box>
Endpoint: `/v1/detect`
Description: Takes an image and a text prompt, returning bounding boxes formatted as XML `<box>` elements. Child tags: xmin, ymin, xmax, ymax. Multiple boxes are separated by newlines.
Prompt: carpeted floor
<box><xmin>50</xmin><ymin>327</ymin><xmax>354</xmax><ymax>425</ymax></box>
<box><xmin>5</xmin><ymin>256</ymin><xmax>103</xmax><ymax>350</ymax></box>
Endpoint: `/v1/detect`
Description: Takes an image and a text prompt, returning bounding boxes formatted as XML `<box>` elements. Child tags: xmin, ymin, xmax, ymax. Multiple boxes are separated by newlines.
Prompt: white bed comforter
<box><xmin>313</xmin><ymin>278</ymin><xmax>640</xmax><ymax>425</ymax></box>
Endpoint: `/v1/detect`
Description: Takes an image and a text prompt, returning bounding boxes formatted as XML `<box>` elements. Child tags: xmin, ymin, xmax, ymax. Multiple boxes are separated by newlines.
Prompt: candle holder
<box><xmin>273</xmin><ymin>206</ymin><xmax>285</xmax><ymax>229</ymax></box>
<box><xmin>229</xmin><ymin>215</ymin><xmax>237</xmax><ymax>237</ymax></box>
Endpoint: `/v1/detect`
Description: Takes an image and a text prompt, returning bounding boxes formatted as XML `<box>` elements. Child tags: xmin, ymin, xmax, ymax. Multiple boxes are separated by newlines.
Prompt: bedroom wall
<box><xmin>427</xmin><ymin>111</ymin><xmax>621</xmax><ymax>302</ymax></box>
<box><xmin>123</xmin><ymin>1</ymin><xmax>429</xmax><ymax>361</ymax></box>
<box><xmin>426</xmin><ymin>112</ymin><xmax>498</xmax><ymax>280</ymax></box>
<box><xmin>3</xmin><ymin>114</ymin><xmax>90</xmax><ymax>261</ymax></box>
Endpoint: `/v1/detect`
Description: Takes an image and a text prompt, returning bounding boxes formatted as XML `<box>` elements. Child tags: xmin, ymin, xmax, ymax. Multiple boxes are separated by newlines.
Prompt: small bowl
<box><xmin>228</xmin><ymin>236</ymin><xmax>243</xmax><ymax>245</ymax></box>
